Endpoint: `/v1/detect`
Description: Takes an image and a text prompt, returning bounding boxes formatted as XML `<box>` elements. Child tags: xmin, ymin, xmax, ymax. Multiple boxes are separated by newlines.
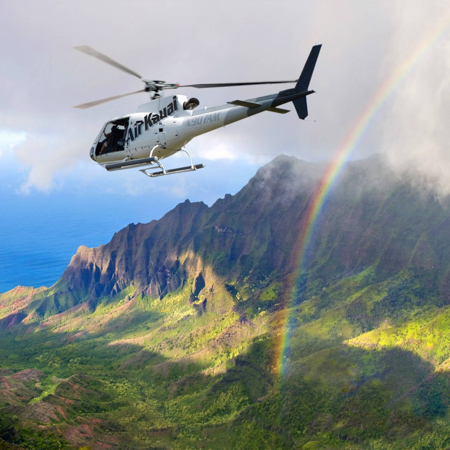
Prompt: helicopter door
<box><xmin>164</xmin><ymin>120</ymin><xmax>180</xmax><ymax>148</ymax></box>
<box><xmin>126</xmin><ymin>118</ymin><xmax>143</xmax><ymax>157</ymax></box>
<box><xmin>156</xmin><ymin>122</ymin><xmax>166</xmax><ymax>147</ymax></box>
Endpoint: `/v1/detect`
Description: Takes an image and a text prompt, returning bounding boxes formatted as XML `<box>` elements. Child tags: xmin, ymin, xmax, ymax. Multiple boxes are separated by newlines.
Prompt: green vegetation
<box><xmin>3</xmin><ymin>264</ymin><xmax>450</xmax><ymax>449</ymax></box>
<box><xmin>3</xmin><ymin>156</ymin><xmax>450</xmax><ymax>448</ymax></box>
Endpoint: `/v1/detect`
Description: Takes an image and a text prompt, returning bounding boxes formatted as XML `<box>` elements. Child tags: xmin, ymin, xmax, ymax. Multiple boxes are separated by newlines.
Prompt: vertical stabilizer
<box><xmin>293</xmin><ymin>44</ymin><xmax>322</xmax><ymax>119</ymax></box>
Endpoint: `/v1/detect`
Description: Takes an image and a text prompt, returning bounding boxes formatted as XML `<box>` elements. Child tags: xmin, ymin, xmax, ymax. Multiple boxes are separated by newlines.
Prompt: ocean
<box><xmin>0</xmin><ymin>191</ymin><xmax>173</xmax><ymax>292</ymax></box>
<box><xmin>0</xmin><ymin>159</ymin><xmax>256</xmax><ymax>293</ymax></box>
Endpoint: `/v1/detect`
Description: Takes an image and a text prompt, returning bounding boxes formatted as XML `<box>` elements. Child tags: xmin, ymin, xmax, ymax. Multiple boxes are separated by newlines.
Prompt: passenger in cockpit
<box><xmin>99</xmin><ymin>126</ymin><xmax>115</xmax><ymax>154</ymax></box>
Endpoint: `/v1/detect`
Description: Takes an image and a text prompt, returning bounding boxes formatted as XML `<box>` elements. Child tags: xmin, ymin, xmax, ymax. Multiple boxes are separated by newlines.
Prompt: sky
<box><xmin>2</xmin><ymin>0</ymin><xmax>450</xmax><ymax>289</ymax></box>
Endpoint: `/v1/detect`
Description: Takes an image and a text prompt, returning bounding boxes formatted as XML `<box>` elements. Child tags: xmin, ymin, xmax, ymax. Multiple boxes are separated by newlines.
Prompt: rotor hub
<box><xmin>141</xmin><ymin>80</ymin><xmax>180</xmax><ymax>99</ymax></box>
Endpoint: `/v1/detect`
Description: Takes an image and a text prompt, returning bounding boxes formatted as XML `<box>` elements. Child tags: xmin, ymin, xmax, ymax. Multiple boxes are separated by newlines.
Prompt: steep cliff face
<box><xmin>1</xmin><ymin>154</ymin><xmax>447</xmax><ymax>325</ymax></box>
<box><xmin>59</xmin><ymin>156</ymin><xmax>326</xmax><ymax>305</ymax></box>
<box><xmin>62</xmin><ymin>200</ymin><xmax>210</xmax><ymax>300</ymax></box>
<box><xmin>55</xmin><ymin>154</ymin><xmax>450</xmax><ymax>314</ymax></box>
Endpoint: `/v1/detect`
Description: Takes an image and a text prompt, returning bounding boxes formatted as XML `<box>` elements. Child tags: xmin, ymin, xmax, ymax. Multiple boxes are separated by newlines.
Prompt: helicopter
<box><xmin>74</xmin><ymin>44</ymin><xmax>322</xmax><ymax>178</ymax></box>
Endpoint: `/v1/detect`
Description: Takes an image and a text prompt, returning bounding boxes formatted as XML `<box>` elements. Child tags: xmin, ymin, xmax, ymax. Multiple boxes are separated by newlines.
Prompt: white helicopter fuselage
<box><xmin>91</xmin><ymin>94</ymin><xmax>238</xmax><ymax>164</ymax></box>
<box><xmin>77</xmin><ymin>44</ymin><xmax>321</xmax><ymax>177</ymax></box>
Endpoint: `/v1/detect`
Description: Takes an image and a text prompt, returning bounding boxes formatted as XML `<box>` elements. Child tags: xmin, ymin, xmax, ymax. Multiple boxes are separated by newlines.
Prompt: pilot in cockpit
<box><xmin>99</xmin><ymin>125</ymin><xmax>115</xmax><ymax>154</ymax></box>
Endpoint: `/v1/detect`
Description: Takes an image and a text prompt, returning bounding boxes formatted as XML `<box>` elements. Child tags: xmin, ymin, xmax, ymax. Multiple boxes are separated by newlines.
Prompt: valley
<box><xmin>2</xmin><ymin>155</ymin><xmax>450</xmax><ymax>449</ymax></box>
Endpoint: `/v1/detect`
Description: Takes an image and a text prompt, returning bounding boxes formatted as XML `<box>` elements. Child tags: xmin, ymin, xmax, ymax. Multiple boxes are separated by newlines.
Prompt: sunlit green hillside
<box><xmin>2</xmin><ymin>155</ymin><xmax>450</xmax><ymax>449</ymax></box>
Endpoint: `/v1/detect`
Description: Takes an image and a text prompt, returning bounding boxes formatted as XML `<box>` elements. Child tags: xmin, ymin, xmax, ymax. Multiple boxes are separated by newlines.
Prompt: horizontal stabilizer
<box><xmin>228</xmin><ymin>100</ymin><xmax>261</xmax><ymax>108</ymax></box>
<box><xmin>229</xmin><ymin>100</ymin><xmax>289</xmax><ymax>114</ymax></box>
<box><xmin>266</xmin><ymin>107</ymin><xmax>290</xmax><ymax>114</ymax></box>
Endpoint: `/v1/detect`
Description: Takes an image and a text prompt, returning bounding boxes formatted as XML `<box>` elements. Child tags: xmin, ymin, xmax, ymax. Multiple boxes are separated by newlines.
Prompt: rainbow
<box><xmin>274</xmin><ymin>14</ymin><xmax>450</xmax><ymax>377</ymax></box>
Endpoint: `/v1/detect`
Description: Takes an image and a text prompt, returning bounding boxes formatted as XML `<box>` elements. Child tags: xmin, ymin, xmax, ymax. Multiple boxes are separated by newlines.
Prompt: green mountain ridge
<box><xmin>2</xmin><ymin>155</ymin><xmax>450</xmax><ymax>449</ymax></box>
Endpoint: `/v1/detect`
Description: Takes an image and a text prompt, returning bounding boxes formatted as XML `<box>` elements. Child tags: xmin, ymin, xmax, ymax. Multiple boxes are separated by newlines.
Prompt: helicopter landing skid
<box><xmin>139</xmin><ymin>149</ymin><xmax>204</xmax><ymax>178</ymax></box>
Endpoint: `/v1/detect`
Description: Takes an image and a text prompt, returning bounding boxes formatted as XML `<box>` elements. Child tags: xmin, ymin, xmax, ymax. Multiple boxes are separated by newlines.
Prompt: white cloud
<box><xmin>196</xmin><ymin>142</ymin><xmax>237</xmax><ymax>161</ymax></box>
<box><xmin>378</xmin><ymin>1</ymin><xmax>450</xmax><ymax>197</ymax></box>
<box><xmin>0</xmin><ymin>0</ymin><xmax>390</xmax><ymax>193</ymax></box>
<box><xmin>0</xmin><ymin>130</ymin><xmax>27</xmax><ymax>158</ymax></box>
<box><xmin>13</xmin><ymin>131</ymin><xmax>84</xmax><ymax>193</ymax></box>
<box><xmin>2</xmin><ymin>0</ymin><xmax>450</xmax><ymax>197</ymax></box>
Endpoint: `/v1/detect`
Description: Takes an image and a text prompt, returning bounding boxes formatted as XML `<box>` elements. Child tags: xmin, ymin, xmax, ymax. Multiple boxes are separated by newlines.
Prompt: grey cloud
<box><xmin>379</xmin><ymin>0</ymin><xmax>450</xmax><ymax>197</ymax></box>
<box><xmin>1</xmin><ymin>1</ymin><xmax>450</xmax><ymax>195</ymax></box>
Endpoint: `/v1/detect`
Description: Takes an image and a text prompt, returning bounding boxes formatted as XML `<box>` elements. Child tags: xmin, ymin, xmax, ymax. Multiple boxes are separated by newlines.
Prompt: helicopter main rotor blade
<box><xmin>176</xmin><ymin>80</ymin><xmax>298</xmax><ymax>89</ymax></box>
<box><xmin>74</xmin><ymin>45</ymin><xmax>143</xmax><ymax>80</ymax></box>
<box><xmin>73</xmin><ymin>89</ymin><xmax>146</xmax><ymax>109</ymax></box>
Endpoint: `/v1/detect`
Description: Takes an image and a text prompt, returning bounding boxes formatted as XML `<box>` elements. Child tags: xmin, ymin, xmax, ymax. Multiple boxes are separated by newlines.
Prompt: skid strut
<box><xmin>139</xmin><ymin>148</ymin><xmax>204</xmax><ymax>178</ymax></box>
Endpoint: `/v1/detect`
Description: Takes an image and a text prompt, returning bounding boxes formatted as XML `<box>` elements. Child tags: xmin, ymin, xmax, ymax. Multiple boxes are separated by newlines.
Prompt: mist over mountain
<box><xmin>2</xmin><ymin>155</ymin><xmax>450</xmax><ymax>449</ymax></box>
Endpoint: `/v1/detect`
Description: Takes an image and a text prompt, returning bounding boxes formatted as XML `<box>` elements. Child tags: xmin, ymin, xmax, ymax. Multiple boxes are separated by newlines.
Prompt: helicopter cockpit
<box><xmin>94</xmin><ymin>117</ymin><xmax>129</xmax><ymax>157</ymax></box>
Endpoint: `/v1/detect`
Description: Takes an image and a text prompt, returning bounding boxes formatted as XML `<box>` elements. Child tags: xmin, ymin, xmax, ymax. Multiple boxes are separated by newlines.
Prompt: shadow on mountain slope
<box><xmin>3</xmin><ymin>155</ymin><xmax>450</xmax><ymax>448</ymax></box>
<box><xmin>225</xmin><ymin>339</ymin><xmax>450</xmax><ymax>450</ymax></box>
<box><xmin>3</xmin><ymin>296</ymin><xmax>450</xmax><ymax>449</ymax></box>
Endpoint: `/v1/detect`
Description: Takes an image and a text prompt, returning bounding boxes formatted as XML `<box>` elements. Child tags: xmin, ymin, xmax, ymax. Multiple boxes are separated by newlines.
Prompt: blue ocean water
<box><xmin>0</xmin><ymin>159</ymin><xmax>257</xmax><ymax>293</ymax></box>
<box><xmin>0</xmin><ymin>192</ymin><xmax>168</xmax><ymax>292</ymax></box>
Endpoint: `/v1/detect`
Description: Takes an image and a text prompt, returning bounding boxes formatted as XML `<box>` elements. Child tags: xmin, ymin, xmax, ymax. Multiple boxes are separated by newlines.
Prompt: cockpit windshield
<box><xmin>95</xmin><ymin>117</ymin><xmax>129</xmax><ymax>156</ymax></box>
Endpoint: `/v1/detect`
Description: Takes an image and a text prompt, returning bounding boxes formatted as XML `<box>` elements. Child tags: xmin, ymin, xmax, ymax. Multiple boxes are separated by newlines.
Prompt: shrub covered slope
<box><xmin>2</xmin><ymin>155</ymin><xmax>450</xmax><ymax>449</ymax></box>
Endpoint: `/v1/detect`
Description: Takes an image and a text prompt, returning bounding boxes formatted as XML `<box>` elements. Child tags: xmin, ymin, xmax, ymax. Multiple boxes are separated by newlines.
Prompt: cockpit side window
<box><xmin>95</xmin><ymin>118</ymin><xmax>130</xmax><ymax>156</ymax></box>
